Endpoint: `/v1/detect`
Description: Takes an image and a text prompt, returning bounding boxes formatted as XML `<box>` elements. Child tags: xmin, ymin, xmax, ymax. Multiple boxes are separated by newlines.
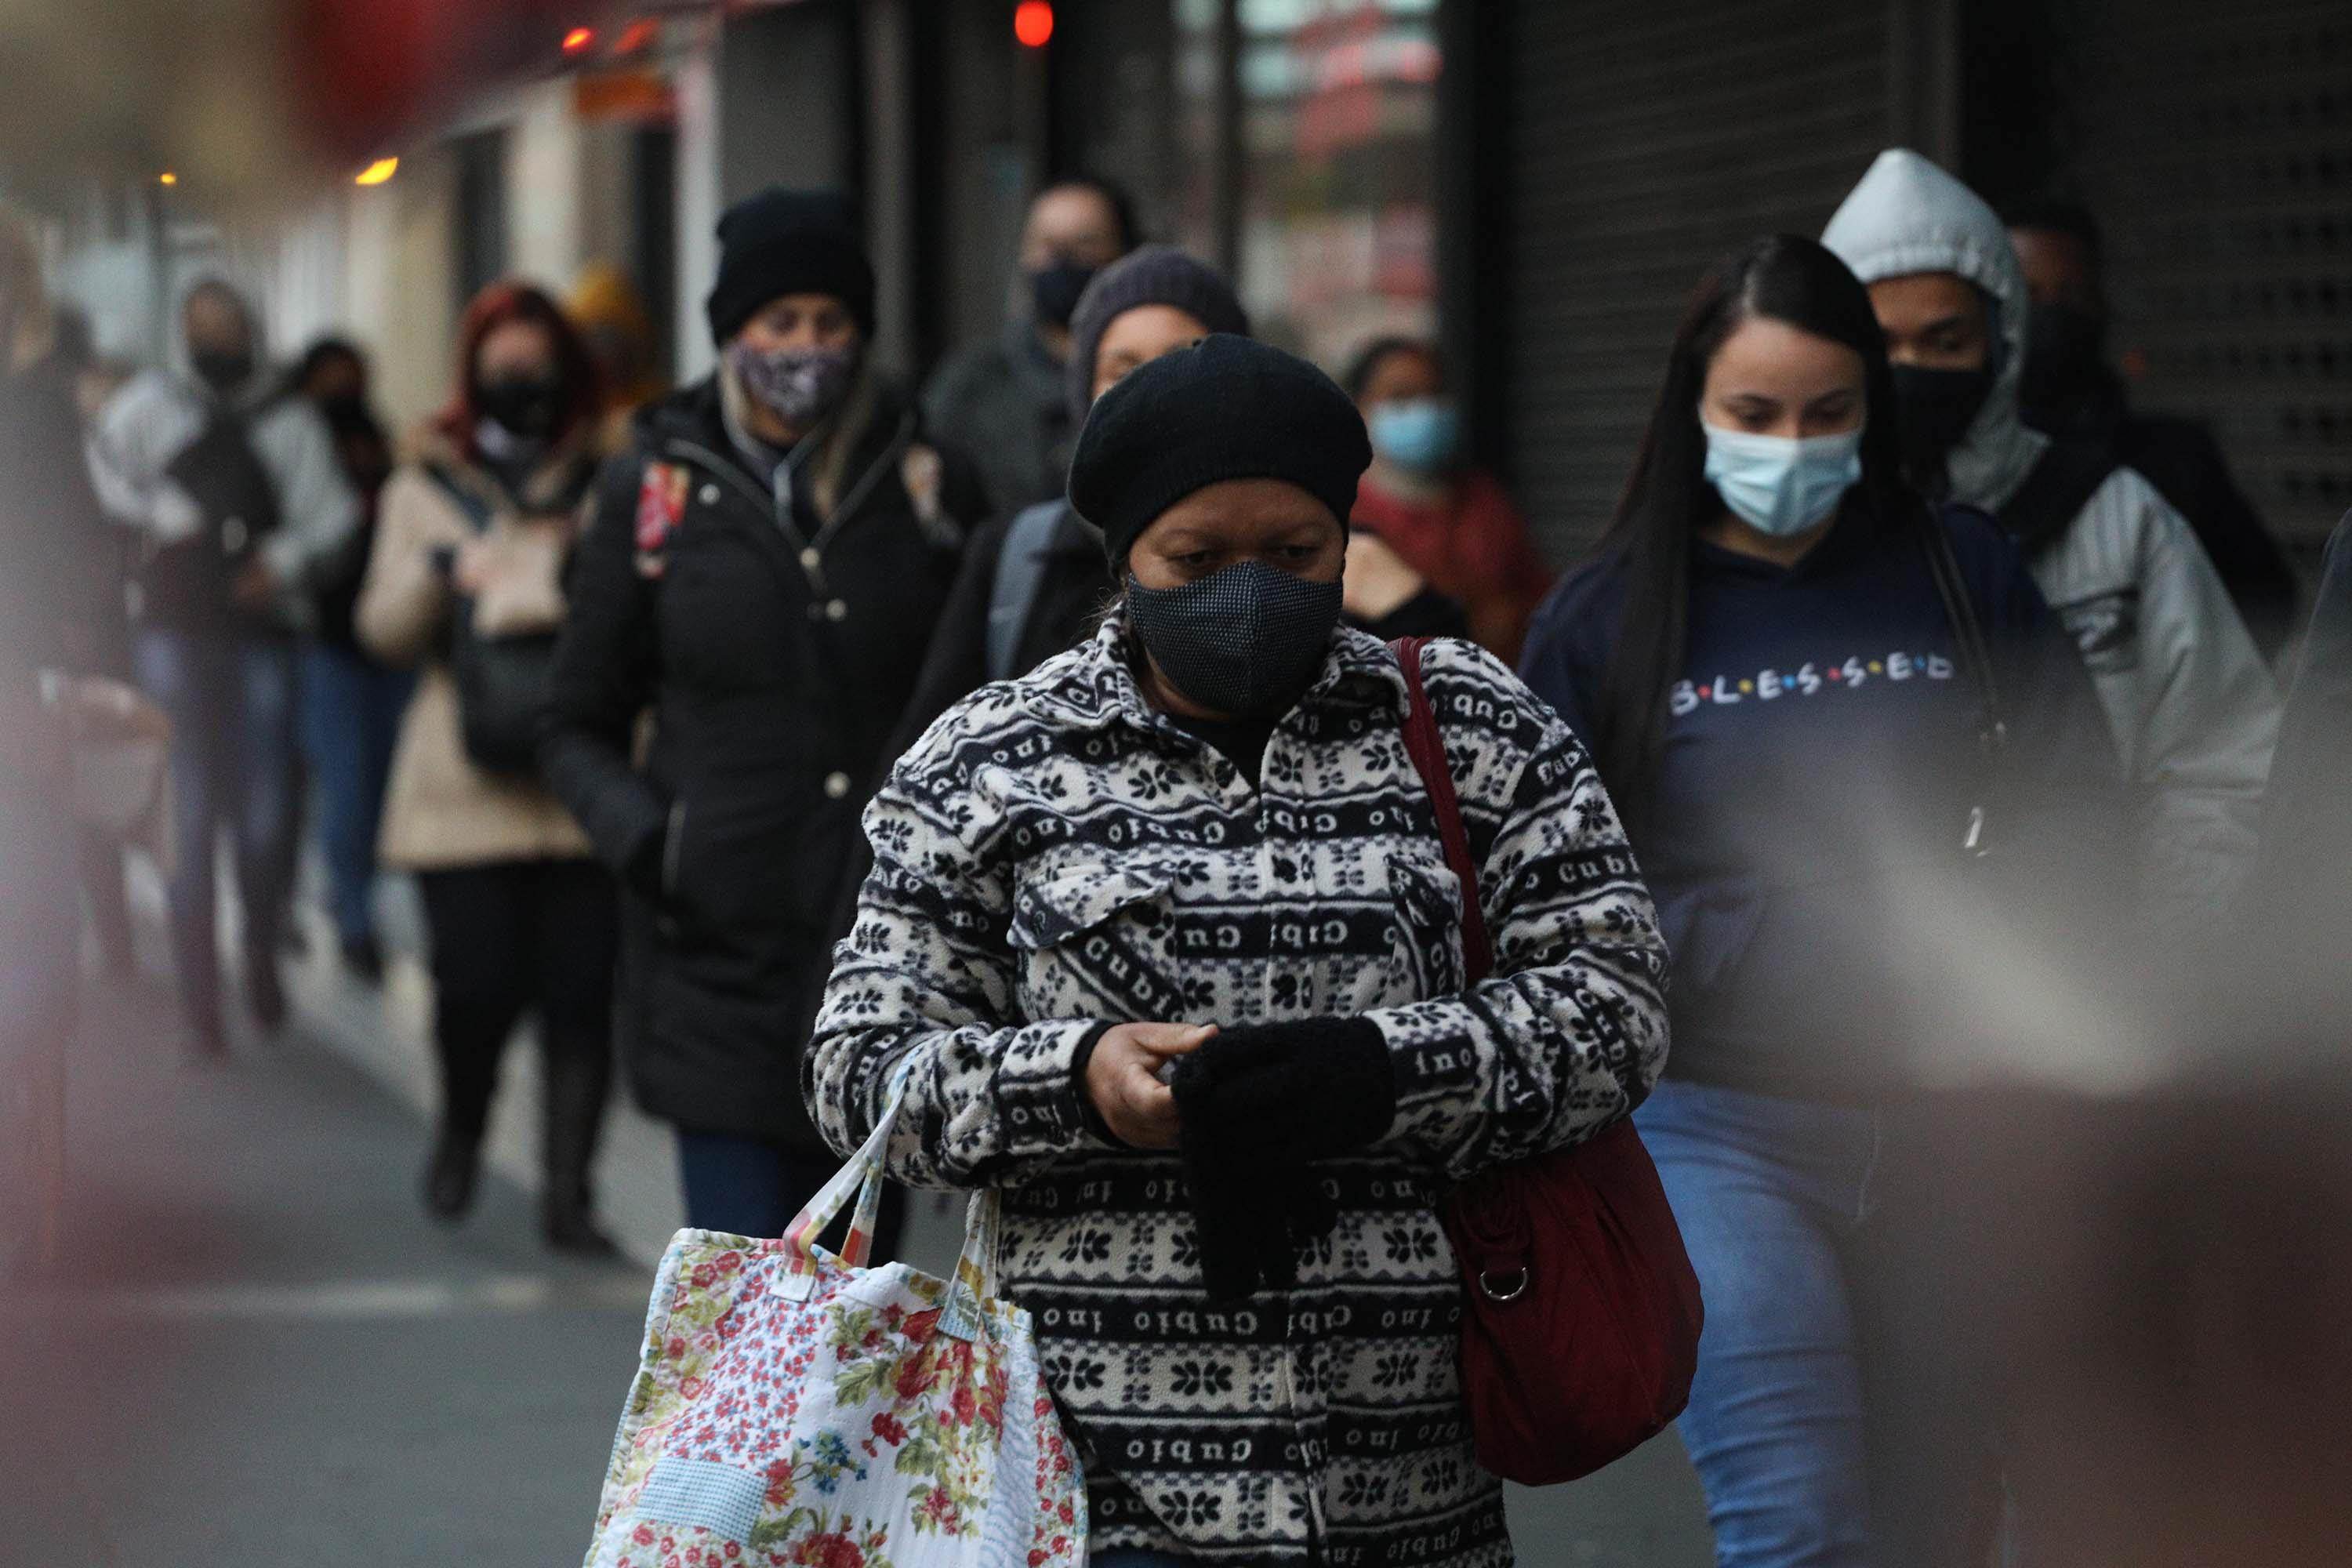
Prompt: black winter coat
<box><xmin>884</xmin><ymin>499</ymin><xmax>1111</xmax><ymax>762</ymax></box>
<box><xmin>541</xmin><ymin>376</ymin><xmax>963</xmax><ymax>1148</ymax></box>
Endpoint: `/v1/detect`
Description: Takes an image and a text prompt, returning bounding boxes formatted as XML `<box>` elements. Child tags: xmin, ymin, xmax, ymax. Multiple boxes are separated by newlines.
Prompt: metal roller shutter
<box><xmin>2056</xmin><ymin>0</ymin><xmax>2351</xmax><ymax>556</ymax></box>
<box><xmin>1504</xmin><ymin>0</ymin><xmax>1897</xmax><ymax>563</ymax></box>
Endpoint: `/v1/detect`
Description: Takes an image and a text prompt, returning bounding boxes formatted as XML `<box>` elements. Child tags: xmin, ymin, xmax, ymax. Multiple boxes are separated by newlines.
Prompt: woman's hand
<box><xmin>1085</xmin><ymin>1022</ymin><xmax>1215</xmax><ymax>1149</ymax></box>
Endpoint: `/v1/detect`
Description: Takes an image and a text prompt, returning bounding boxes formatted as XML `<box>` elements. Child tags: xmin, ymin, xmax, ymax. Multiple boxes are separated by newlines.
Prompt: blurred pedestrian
<box><xmin>289</xmin><ymin>339</ymin><xmax>412</xmax><ymax>982</ymax></box>
<box><xmin>1</xmin><ymin>233</ymin><xmax>137</xmax><ymax>978</ymax></box>
<box><xmin>2004</xmin><ymin>197</ymin><xmax>2300</xmax><ymax>663</ymax></box>
<box><xmin>924</xmin><ymin>175</ymin><xmax>1137</xmax><ymax>516</ymax></box>
<box><xmin>357</xmin><ymin>281</ymin><xmax>617</xmax><ymax>1253</ymax></box>
<box><xmin>88</xmin><ymin>279</ymin><xmax>359</xmax><ymax>1057</ymax></box>
<box><xmin>1346</xmin><ymin>335</ymin><xmax>1549</xmax><ymax>660</ymax></box>
<box><xmin>0</xmin><ymin>209</ymin><xmax>130</xmax><ymax>1265</ymax></box>
<box><xmin>568</xmin><ymin>262</ymin><xmax>667</xmax><ymax>455</ymax></box>
<box><xmin>1340</xmin><ymin>519</ymin><xmax>1470</xmax><ymax>641</ymax></box>
<box><xmin>890</xmin><ymin>243</ymin><xmax>1249</xmax><ymax>750</ymax></box>
<box><xmin>808</xmin><ymin>332</ymin><xmax>1668</xmax><ymax>1567</ymax></box>
<box><xmin>2250</xmin><ymin>509</ymin><xmax>2352</xmax><ymax>981</ymax></box>
<box><xmin>543</xmin><ymin>189</ymin><xmax>964</xmax><ymax>1246</ymax></box>
<box><xmin>1824</xmin><ymin>149</ymin><xmax>2279</xmax><ymax>943</ymax></box>
<box><xmin>1519</xmin><ymin>234</ymin><xmax>2118</xmax><ymax>1568</ymax></box>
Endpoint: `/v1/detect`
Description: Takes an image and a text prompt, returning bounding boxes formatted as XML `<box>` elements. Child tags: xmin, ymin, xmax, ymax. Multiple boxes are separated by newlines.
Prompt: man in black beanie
<box><xmin>922</xmin><ymin>177</ymin><xmax>1138</xmax><ymax>517</ymax></box>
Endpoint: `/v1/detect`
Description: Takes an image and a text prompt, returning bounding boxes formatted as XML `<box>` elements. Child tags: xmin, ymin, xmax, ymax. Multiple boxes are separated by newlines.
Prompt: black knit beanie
<box><xmin>1063</xmin><ymin>244</ymin><xmax>1251</xmax><ymax>421</ymax></box>
<box><xmin>1068</xmin><ymin>334</ymin><xmax>1371</xmax><ymax>568</ymax></box>
<box><xmin>705</xmin><ymin>188</ymin><xmax>876</xmax><ymax>345</ymax></box>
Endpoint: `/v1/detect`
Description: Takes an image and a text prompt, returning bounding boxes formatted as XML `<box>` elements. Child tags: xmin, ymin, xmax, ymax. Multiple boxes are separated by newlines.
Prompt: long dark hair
<box><xmin>1590</xmin><ymin>234</ymin><xmax>1913</xmax><ymax>826</ymax></box>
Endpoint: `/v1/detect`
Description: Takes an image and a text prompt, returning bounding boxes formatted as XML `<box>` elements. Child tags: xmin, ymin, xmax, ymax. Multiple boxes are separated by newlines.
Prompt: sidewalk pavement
<box><xmin>0</xmin><ymin>968</ymin><xmax>650</xmax><ymax>1567</ymax></box>
<box><xmin>9</xmin><ymin>865</ymin><xmax>1708</xmax><ymax>1565</ymax></box>
<box><xmin>285</xmin><ymin>873</ymin><xmax>1715</xmax><ymax>1566</ymax></box>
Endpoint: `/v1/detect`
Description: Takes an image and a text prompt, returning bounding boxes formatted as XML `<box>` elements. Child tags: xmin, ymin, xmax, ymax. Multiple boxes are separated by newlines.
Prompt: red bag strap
<box><xmin>1390</xmin><ymin>637</ymin><xmax>1494</xmax><ymax>984</ymax></box>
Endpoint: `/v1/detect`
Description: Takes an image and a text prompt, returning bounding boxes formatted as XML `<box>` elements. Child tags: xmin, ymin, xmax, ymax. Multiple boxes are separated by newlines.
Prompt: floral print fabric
<box><xmin>583</xmin><ymin>1230</ymin><xmax>1086</xmax><ymax>1568</ymax></box>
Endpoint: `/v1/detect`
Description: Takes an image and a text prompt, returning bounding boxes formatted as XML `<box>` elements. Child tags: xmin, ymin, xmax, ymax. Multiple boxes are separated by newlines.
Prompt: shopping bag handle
<box><xmin>777</xmin><ymin>1062</ymin><xmax>1001</xmax><ymax>1336</ymax></box>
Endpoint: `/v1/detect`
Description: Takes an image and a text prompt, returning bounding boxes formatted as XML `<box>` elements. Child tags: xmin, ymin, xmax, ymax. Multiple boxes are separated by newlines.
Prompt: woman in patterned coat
<box><xmin>807</xmin><ymin>336</ymin><xmax>1670</xmax><ymax>1567</ymax></box>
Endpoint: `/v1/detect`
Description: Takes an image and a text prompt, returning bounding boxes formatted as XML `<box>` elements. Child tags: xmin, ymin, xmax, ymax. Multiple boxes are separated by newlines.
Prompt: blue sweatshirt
<box><xmin>1520</xmin><ymin>499</ymin><xmax>2117</xmax><ymax>1100</ymax></box>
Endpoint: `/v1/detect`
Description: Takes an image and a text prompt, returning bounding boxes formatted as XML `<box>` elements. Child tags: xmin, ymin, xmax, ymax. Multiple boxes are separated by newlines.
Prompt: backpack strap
<box><xmin>422</xmin><ymin>462</ymin><xmax>497</xmax><ymax>535</ymax></box>
<box><xmin>985</xmin><ymin>499</ymin><xmax>1069</xmax><ymax>682</ymax></box>
<box><xmin>1389</xmin><ymin>636</ymin><xmax>1494</xmax><ymax>983</ymax></box>
<box><xmin>1995</xmin><ymin>438</ymin><xmax>2118</xmax><ymax>554</ymax></box>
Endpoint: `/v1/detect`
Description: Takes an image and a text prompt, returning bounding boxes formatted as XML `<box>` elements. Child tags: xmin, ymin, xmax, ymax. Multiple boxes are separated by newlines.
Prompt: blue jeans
<box><xmin>299</xmin><ymin>641</ymin><xmax>412</xmax><ymax>946</ymax></box>
<box><xmin>134</xmin><ymin>628</ymin><xmax>300</xmax><ymax>1033</ymax></box>
<box><xmin>675</xmin><ymin>1131</ymin><xmax>905</xmax><ymax>1260</ymax></box>
<box><xmin>1639</xmin><ymin>1078</ymin><xmax>1994</xmax><ymax>1568</ymax></box>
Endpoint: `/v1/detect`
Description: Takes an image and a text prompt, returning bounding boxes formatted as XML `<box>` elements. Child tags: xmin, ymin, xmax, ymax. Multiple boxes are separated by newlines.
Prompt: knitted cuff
<box><xmin>1066</xmin><ymin>1019</ymin><xmax>1120</xmax><ymax>1145</ymax></box>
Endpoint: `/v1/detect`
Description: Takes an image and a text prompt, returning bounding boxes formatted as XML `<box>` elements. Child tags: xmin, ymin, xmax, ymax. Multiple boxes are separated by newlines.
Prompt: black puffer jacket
<box><xmin>542</xmin><ymin>376</ymin><xmax>963</xmax><ymax>1148</ymax></box>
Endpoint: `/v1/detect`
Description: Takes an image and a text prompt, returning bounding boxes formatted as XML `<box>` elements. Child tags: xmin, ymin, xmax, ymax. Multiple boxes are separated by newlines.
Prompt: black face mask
<box><xmin>1030</xmin><ymin>260</ymin><xmax>1099</xmax><ymax>330</ymax></box>
<box><xmin>191</xmin><ymin>348</ymin><xmax>255</xmax><ymax>394</ymax></box>
<box><xmin>315</xmin><ymin>390</ymin><xmax>368</xmax><ymax>424</ymax></box>
<box><xmin>1889</xmin><ymin>364</ymin><xmax>1994</xmax><ymax>492</ymax></box>
<box><xmin>1127</xmin><ymin>561</ymin><xmax>1344</xmax><ymax>720</ymax></box>
<box><xmin>475</xmin><ymin>374</ymin><xmax>564</xmax><ymax>441</ymax></box>
<box><xmin>2020</xmin><ymin>301</ymin><xmax>2108</xmax><ymax>418</ymax></box>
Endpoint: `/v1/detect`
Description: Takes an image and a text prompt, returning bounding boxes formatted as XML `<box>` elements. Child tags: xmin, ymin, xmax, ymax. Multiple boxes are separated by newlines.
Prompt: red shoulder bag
<box><xmin>1390</xmin><ymin>637</ymin><xmax>1704</xmax><ymax>1486</ymax></box>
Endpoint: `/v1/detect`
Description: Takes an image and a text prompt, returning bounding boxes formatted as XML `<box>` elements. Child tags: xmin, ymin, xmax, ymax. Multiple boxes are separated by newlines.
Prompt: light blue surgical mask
<box><xmin>1700</xmin><ymin>419</ymin><xmax>1864</xmax><ymax>538</ymax></box>
<box><xmin>1368</xmin><ymin>398</ymin><xmax>1462</xmax><ymax>476</ymax></box>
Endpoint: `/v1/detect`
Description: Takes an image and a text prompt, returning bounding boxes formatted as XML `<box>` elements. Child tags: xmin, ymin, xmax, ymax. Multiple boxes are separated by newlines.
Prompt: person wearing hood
<box><xmin>921</xmin><ymin>176</ymin><xmax>1136</xmax><ymax>517</ymax></box>
<box><xmin>540</xmin><ymin>188</ymin><xmax>968</xmax><ymax>1245</ymax></box>
<box><xmin>1824</xmin><ymin>149</ymin><xmax>2281</xmax><ymax>942</ymax></box>
<box><xmin>357</xmin><ymin>281</ymin><xmax>617</xmax><ymax>1252</ymax></box>
<box><xmin>1520</xmin><ymin>233</ymin><xmax>2118</xmax><ymax>1568</ymax></box>
<box><xmin>1345</xmin><ymin>335</ymin><xmax>1550</xmax><ymax>660</ymax></box>
<box><xmin>2002</xmin><ymin>197</ymin><xmax>2300</xmax><ymax>663</ymax></box>
<box><xmin>808</xmin><ymin>332</ymin><xmax>1667</xmax><ymax>1567</ymax></box>
<box><xmin>88</xmin><ymin>278</ymin><xmax>360</xmax><ymax>1056</ymax></box>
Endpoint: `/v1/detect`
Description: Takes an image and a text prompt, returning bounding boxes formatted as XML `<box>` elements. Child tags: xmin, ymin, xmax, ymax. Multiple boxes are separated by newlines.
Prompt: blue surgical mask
<box><xmin>1367</xmin><ymin>398</ymin><xmax>1462</xmax><ymax>476</ymax></box>
<box><xmin>1700</xmin><ymin>419</ymin><xmax>1864</xmax><ymax>537</ymax></box>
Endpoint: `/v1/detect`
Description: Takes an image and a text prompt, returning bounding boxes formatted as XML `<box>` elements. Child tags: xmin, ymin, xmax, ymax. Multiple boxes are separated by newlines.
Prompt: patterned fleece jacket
<box><xmin>807</xmin><ymin>619</ymin><xmax>1670</xmax><ymax>1567</ymax></box>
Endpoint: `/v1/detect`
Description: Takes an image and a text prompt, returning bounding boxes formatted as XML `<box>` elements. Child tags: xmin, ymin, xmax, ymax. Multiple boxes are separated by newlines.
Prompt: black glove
<box><xmin>1170</xmin><ymin>1015</ymin><xmax>1396</xmax><ymax>1157</ymax></box>
<box><xmin>1171</xmin><ymin>1017</ymin><xmax>1395</xmax><ymax>1300</ymax></box>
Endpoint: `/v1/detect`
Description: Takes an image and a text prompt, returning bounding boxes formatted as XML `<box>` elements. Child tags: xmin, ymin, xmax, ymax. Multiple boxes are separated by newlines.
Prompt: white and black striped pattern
<box><xmin>808</xmin><ymin>618</ymin><xmax>1669</xmax><ymax>1566</ymax></box>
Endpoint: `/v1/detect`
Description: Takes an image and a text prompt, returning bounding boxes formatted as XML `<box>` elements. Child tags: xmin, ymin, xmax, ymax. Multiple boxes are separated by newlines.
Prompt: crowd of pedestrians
<box><xmin>2</xmin><ymin>139</ymin><xmax>2345</xmax><ymax>1566</ymax></box>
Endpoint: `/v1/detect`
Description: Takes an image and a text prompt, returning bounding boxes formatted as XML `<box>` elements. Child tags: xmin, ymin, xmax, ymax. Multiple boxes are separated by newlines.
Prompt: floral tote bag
<box><xmin>582</xmin><ymin>1080</ymin><xmax>1087</xmax><ymax>1568</ymax></box>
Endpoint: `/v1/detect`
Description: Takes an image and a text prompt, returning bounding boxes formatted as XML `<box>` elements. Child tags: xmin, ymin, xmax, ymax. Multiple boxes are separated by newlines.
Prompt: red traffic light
<box><xmin>1014</xmin><ymin>2</ymin><xmax>1054</xmax><ymax>49</ymax></box>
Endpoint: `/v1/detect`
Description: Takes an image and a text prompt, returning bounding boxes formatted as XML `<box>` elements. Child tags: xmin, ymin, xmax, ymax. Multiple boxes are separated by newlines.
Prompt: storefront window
<box><xmin>1171</xmin><ymin>0</ymin><xmax>1441</xmax><ymax>370</ymax></box>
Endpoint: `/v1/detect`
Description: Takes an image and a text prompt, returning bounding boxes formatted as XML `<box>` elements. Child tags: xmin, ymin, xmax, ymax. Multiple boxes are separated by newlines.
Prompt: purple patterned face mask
<box><xmin>728</xmin><ymin>340</ymin><xmax>858</xmax><ymax>429</ymax></box>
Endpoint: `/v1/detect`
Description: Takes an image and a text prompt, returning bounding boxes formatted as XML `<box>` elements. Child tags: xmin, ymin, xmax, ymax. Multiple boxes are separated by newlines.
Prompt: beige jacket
<box><xmin>357</xmin><ymin>427</ymin><xmax>597</xmax><ymax>869</ymax></box>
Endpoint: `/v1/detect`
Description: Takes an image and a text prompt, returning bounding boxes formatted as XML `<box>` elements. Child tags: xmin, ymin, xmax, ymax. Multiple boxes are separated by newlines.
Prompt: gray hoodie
<box><xmin>89</xmin><ymin>357</ymin><xmax>358</xmax><ymax>637</ymax></box>
<box><xmin>1824</xmin><ymin>148</ymin><xmax>2278</xmax><ymax>938</ymax></box>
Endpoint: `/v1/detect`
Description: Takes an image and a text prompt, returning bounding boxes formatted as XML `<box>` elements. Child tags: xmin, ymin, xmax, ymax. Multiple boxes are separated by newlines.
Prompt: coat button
<box><xmin>698</xmin><ymin>484</ymin><xmax>720</xmax><ymax>506</ymax></box>
<box><xmin>222</xmin><ymin>516</ymin><xmax>248</xmax><ymax>553</ymax></box>
<box><xmin>823</xmin><ymin>771</ymin><xmax>851</xmax><ymax>799</ymax></box>
<box><xmin>826</xmin><ymin>599</ymin><xmax>848</xmax><ymax>622</ymax></box>
<box><xmin>799</xmin><ymin>546</ymin><xmax>821</xmax><ymax>572</ymax></box>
